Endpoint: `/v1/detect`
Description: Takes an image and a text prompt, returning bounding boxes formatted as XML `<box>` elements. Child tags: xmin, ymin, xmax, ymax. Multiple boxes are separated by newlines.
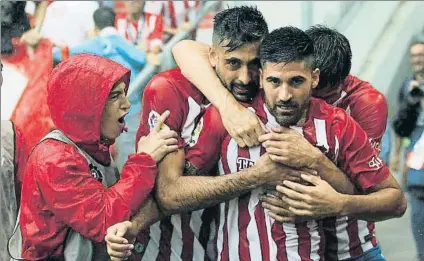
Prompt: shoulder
<box><xmin>29</xmin><ymin>139</ymin><xmax>88</xmax><ymax>178</ymax></box>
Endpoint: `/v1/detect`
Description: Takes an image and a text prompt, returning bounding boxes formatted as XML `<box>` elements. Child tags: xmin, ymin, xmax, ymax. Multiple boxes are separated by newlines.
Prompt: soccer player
<box><xmin>182</xmin><ymin>26</ymin><xmax>406</xmax><ymax>260</ymax></box>
<box><xmin>106</xmin><ymin>6</ymin><xmax>312</xmax><ymax>261</ymax></box>
<box><xmin>260</xmin><ymin>25</ymin><xmax>391</xmax><ymax>261</ymax></box>
<box><xmin>172</xmin><ymin>25</ymin><xmax>394</xmax><ymax>261</ymax></box>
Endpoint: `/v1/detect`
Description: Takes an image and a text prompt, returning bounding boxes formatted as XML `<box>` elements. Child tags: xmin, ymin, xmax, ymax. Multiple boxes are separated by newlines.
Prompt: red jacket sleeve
<box><xmin>136</xmin><ymin>75</ymin><xmax>186</xmax><ymax>149</ymax></box>
<box><xmin>185</xmin><ymin>106</ymin><xmax>227</xmax><ymax>175</ymax></box>
<box><xmin>350</xmin><ymin>91</ymin><xmax>388</xmax><ymax>151</ymax></box>
<box><xmin>33</xmin><ymin>141</ymin><xmax>158</xmax><ymax>242</ymax></box>
<box><xmin>334</xmin><ymin>111</ymin><xmax>390</xmax><ymax>191</ymax></box>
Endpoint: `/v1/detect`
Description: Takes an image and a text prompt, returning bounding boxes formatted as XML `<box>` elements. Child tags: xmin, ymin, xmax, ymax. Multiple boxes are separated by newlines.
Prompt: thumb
<box><xmin>116</xmin><ymin>221</ymin><xmax>131</xmax><ymax>237</ymax></box>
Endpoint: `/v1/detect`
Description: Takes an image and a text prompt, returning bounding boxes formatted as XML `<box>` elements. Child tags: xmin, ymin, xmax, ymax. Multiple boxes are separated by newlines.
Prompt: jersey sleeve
<box><xmin>135</xmin><ymin>75</ymin><xmax>185</xmax><ymax>150</ymax></box>
<box><xmin>333</xmin><ymin>110</ymin><xmax>390</xmax><ymax>191</ymax></box>
<box><xmin>350</xmin><ymin>91</ymin><xmax>388</xmax><ymax>151</ymax></box>
<box><xmin>184</xmin><ymin>105</ymin><xmax>227</xmax><ymax>176</ymax></box>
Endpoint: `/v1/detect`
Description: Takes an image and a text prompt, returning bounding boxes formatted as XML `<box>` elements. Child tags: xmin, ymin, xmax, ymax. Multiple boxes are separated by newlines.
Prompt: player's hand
<box><xmin>137</xmin><ymin>110</ymin><xmax>179</xmax><ymax>162</ymax></box>
<box><xmin>105</xmin><ymin>221</ymin><xmax>137</xmax><ymax>260</ymax></box>
<box><xmin>259</xmin><ymin>126</ymin><xmax>322</xmax><ymax>169</ymax></box>
<box><xmin>220</xmin><ymin>101</ymin><xmax>266</xmax><ymax>148</ymax></box>
<box><xmin>255</xmin><ymin>153</ymin><xmax>318</xmax><ymax>187</ymax></box>
<box><xmin>277</xmin><ymin>174</ymin><xmax>345</xmax><ymax>217</ymax></box>
<box><xmin>21</xmin><ymin>29</ymin><xmax>42</xmax><ymax>47</ymax></box>
<box><xmin>147</xmin><ymin>52</ymin><xmax>161</xmax><ymax>66</ymax></box>
<box><xmin>260</xmin><ymin>190</ymin><xmax>296</xmax><ymax>223</ymax></box>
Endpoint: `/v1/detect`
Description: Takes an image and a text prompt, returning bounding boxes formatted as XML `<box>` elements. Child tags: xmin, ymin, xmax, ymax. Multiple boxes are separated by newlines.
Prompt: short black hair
<box><xmin>260</xmin><ymin>26</ymin><xmax>314</xmax><ymax>68</ymax></box>
<box><xmin>305</xmin><ymin>25</ymin><xmax>351</xmax><ymax>89</ymax></box>
<box><xmin>212</xmin><ymin>6</ymin><xmax>268</xmax><ymax>52</ymax></box>
<box><xmin>93</xmin><ymin>7</ymin><xmax>116</xmax><ymax>30</ymax></box>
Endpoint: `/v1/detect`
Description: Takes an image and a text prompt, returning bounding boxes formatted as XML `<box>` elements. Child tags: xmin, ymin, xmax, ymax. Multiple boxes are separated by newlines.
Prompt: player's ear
<box><xmin>311</xmin><ymin>68</ymin><xmax>320</xmax><ymax>89</ymax></box>
<box><xmin>209</xmin><ymin>45</ymin><xmax>218</xmax><ymax>68</ymax></box>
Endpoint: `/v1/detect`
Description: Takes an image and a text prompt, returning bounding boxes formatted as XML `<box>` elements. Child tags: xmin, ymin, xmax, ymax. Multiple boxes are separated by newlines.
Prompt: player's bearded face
<box><xmin>210</xmin><ymin>41</ymin><xmax>261</xmax><ymax>102</ymax></box>
<box><xmin>261</xmin><ymin>61</ymin><xmax>319</xmax><ymax>127</ymax></box>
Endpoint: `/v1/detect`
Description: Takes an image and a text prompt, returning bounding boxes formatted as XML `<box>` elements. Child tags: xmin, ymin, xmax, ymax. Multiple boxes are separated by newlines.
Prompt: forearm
<box><xmin>172</xmin><ymin>40</ymin><xmax>237</xmax><ymax>110</ymax></box>
<box><xmin>314</xmin><ymin>154</ymin><xmax>356</xmax><ymax>195</ymax></box>
<box><xmin>339</xmin><ymin>188</ymin><xmax>406</xmax><ymax>221</ymax></box>
<box><xmin>157</xmin><ymin>167</ymin><xmax>264</xmax><ymax>214</ymax></box>
<box><xmin>130</xmin><ymin>195</ymin><xmax>166</xmax><ymax>233</ymax></box>
<box><xmin>34</xmin><ymin>2</ymin><xmax>48</xmax><ymax>31</ymax></box>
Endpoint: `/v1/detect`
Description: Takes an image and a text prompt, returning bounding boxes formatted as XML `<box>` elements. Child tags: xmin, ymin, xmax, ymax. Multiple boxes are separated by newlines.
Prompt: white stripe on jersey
<box><xmin>142</xmin><ymin>223</ymin><xmax>161</xmax><ymax>261</ymax></box>
<box><xmin>314</xmin><ymin>118</ymin><xmax>329</xmax><ymax>154</ymax></box>
<box><xmin>227</xmin><ymin>139</ymin><xmax>240</xmax><ymax>261</ymax></box>
<box><xmin>357</xmin><ymin>220</ymin><xmax>375</xmax><ymax>252</ymax></box>
<box><xmin>334</xmin><ymin>136</ymin><xmax>340</xmax><ymax>163</ymax></box>
<box><xmin>170</xmin><ymin>215</ymin><xmax>183</xmax><ymax>261</ymax></box>
<box><xmin>181</xmin><ymin>97</ymin><xmax>202</xmax><ymax>144</ymax></box>
<box><xmin>216</xmin><ymin>203</ymin><xmax>226</xmax><ymax>261</ymax></box>
<box><xmin>309</xmin><ymin>221</ymin><xmax>322</xmax><ymax>261</ymax></box>
<box><xmin>335</xmin><ymin>216</ymin><xmax>351</xmax><ymax>260</ymax></box>
<box><xmin>191</xmin><ymin>210</ymin><xmax>206</xmax><ymax>261</ymax></box>
<box><xmin>284</xmin><ymin>223</ymin><xmax>302</xmax><ymax>261</ymax></box>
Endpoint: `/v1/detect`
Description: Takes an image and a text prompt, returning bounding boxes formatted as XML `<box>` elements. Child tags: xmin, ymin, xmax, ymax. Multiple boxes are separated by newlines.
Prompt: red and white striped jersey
<box><xmin>314</xmin><ymin>74</ymin><xmax>388</xmax><ymax>260</ymax></box>
<box><xmin>134</xmin><ymin>68</ymin><xmax>213</xmax><ymax>261</ymax></box>
<box><xmin>143</xmin><ymin>1</ymin><xmax>201</xmax><ymax>46</ymax></box>
<box><xmin>186</xmin><ymin>90</ymin><xmax>390</xmax><ymax>261</ymax></box>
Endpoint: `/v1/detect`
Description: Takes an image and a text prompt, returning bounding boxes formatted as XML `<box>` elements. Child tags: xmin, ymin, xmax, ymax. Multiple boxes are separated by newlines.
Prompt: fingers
<box><xmin>260</xmin><ymin>195</ymin><xmax>287</xmax><ymax>208</ymax></box>
<box><xmin>262</xmin><ymin>140</ymin><xmax>283</xmax><ymax>150</ymax></box>
<box><xmin>108</xmin><ymin>241</ymin><xmax>134</xmax><ymax>254</ymax></box>
<box><xmin>165</xmin><ymin>138</ymin><xmax>179</xmax><ymax>146</ymax></box>
<box><xmin>153</xmin><ymin>110</ymin><xmax>170</xmax><ymax>132</ymax></box>
<box><xmin>300</xmin><ymin>174</ymin><xmax>322</xmax><ymax>186</ymax></box>
<box><xmin>281</xmin><ymin>180</ymin><xmax>311</xmax><ymax>194</ymax></box>
<box><xmin>267</xmin><ymin>210</ymin><xmax>296</xmax><ymax>223</ymax></box>
<box><xmin>233</xmin><ymin>134</ymin><xmax>247</xmax><ymax>148</ymax></box>
<box><xmin>116</xmin><ymin>221</ymin><xmax>131</xmax><ymax>238</ymax></box>
<box><xmin>159</xmin><ymin>130</ymin><xmax>178</xmax><ymax>139</ymax></box>
<box><xmin>268</xmin><ymin>154</ymin><xmax>287</xmax><ymax>164</ymax></box>
<box><xmin>106</xmin><ymin>234</ymin><xmax>129</xmax><ymax>245</ymax></box>
<box><xmin>166</xmin><ymin>145</ymin><xmax>179</xmax><ymax>153</ymax></box>
<box><xmin>281</xmin><ymin>195</ymin><xmax>311</xmax><ymax>210</ymax></box>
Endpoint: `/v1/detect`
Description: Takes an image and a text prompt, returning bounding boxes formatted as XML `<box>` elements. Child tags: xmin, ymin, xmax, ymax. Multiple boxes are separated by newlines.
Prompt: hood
<box><xmin>47</xmin><ymin>53</ymin><xmax>130</xmax><ymax>147</ymax></box>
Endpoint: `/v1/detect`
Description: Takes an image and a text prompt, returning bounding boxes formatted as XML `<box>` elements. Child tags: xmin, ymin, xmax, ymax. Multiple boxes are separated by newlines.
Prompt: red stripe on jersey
<box><xmin>255</xmin><ymin>206</ymin><xmax>270</xmax><ymax>261</ymax></box>
<box><xmin>237</xmin><ymin>147</ymin><xmax>252</xmax><ymax>261</ymax></box>
<box><xmin>318</xmin><ymin>223</ymin><xmax>326</xmax><ymax>261</ymax></box>
<box><xmin>367</xmin><ymin>222</ymin><xmax>378</xmax><ymax>247</ymax></box>
<box><xmin>323</xmin><ymin>217</ymin><xmax>338</xmax><ymax>260</ymax></box>
<box><xmin>134</xmin><ymin>229</ymin><xmax>150</xmax><ymax>260</ymax></box>
<box><xmin>271</xmin><ymin>222</ymin><xmax>288</xmax><ymax>261</ymax></box>
<box><xmin>221</xmin><ymin>138</ymin><xmax>232</xmax><ymax>175</ymax></box>
<box><xmin>220</xmin><ymin>202</ymin><xmax>230</xmax><ymax>261</ymax></box>
<box><xmin>167</xmin><ymin>0</ymin><xmax>177</xmax><ymax>28</ymax></box>
<box><xmin>181</xmin><ymin>214</ymin><xmax>195</xmax><ymax>261</ymax></box>
<box><xmin>297</xmin><ymin>222</ymin><xmax>312</xmax><ymax>261</ymax></box>
<box><xmin>200</xmin><ymin>207</ymin><xmax>215</xmax><ymax>261</ymax></box>
<box><xmin>159</xmin><ymin>217</ymin><xmax>174</xmax><ymax>261</ymax></box>
<box><xmin>347</xmin><ymin>217</ymin><xmax>362</xmax><ymax>257</ymax></box>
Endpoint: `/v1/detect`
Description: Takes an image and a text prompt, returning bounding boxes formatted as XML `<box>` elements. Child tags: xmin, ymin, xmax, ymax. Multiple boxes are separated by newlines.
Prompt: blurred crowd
<box><xmin>1</xmin><ymin>1</ymin><xmax>424</xmax><ymax>261</ymax></box>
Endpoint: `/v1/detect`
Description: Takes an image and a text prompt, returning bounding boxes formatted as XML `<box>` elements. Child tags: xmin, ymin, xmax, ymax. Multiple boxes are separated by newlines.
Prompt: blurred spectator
<box><xmin>115</xmin><ymin>0</ymin><xmax>147</xmax><ymax>47</ymax></box>
<box><xmin>39</xmin><ymin>1</ymin><xmax>99</xmax><ymax>48</ymax></box>
<box><xmin>391</xmin><ymin>37</ymin><xmax>424</xmax><ymax>182</ymax></box>
<box><xmin>141</xmin><ymin>1</ymin><xmax>201</xmax><ymax>53</ymax></box>
<box><xmin>380</xmin><ymin>121</ymin><xmax>392</xmax><ymax>164</ymax></box>
<box><xmin>392</xmin><ymin>35</ymin><xmax>424</xmax><ymax>261</ymax></box>
<box><xmin>53</xmin><ymin>7</ymin><xmax>147</xmax><ymax>83</ymax></box>
<box><xmin>1</xmin><ymin>1</ymin><xmax>30</xmax><ymax>55</ymax></box>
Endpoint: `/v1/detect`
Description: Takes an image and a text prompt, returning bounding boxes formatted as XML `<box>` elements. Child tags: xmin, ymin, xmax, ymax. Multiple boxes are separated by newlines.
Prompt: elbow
<box><xmin>155</xmin><ymin>186</ymin><xmax>181</xmax><ymax>215</ymax></box>
<box><xmin>394</xmin><ymin>193</ymin><xmax>408</xmax><ymax>218</ymax></box>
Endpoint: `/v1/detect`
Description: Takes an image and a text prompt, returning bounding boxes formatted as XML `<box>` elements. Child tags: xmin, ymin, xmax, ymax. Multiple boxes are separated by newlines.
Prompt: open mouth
<box><xmin>118</xmin><ymin>113</ymin><xmax>128</xmax><ymax>124</ymax></box>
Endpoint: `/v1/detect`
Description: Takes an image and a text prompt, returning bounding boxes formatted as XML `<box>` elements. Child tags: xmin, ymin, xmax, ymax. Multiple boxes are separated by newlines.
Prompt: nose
<box><xmin>238</xmin><ymin>66</ymin><xmax>251</xmax><ymax>86</ymax></box>
<box><xmin>278</xmin><ymin>84</ymin><xmax>293</xmax><ymax>102</ymax></box>
<box><xmin>122</xmin><ymin>96</ymin><xmax>131</xmax><ymax>112</ymax></box>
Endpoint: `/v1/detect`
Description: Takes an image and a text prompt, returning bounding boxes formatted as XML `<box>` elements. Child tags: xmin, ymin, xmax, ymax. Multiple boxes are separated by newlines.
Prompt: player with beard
<box><xmin>179</xmin><ymin>27</ymin><xmax>405</xmax><ymax>260</ymax></box>
<box><xmin>105</xmin><ymin>7</ymin><xmax>317</xmax><ymax>261</ymax></box>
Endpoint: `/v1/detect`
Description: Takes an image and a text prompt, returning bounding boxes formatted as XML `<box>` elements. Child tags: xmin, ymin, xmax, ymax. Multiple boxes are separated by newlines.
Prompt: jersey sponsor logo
<box><xmin>148</xmin><ymin>110</ymin><xmax>170</xmax><ymax>131</ymax></box>
<box><xmin>369</xmin><ymin>138</ymin><xmax>381</xmax><ymax>152</ymax></box>
<box><xmin>368</xmin><ymin>156</ymin><xmax>384</xmax><ymax>170</ymax></box>
<box><xmin>188</xmin><ymin>117</ymin><xmax>203</xmax><ymax>147</ymax></box>
<box><xmin>236</xmin><ymin>157</ymin><xmax>255</xmax><ymax>170</ymax></box>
